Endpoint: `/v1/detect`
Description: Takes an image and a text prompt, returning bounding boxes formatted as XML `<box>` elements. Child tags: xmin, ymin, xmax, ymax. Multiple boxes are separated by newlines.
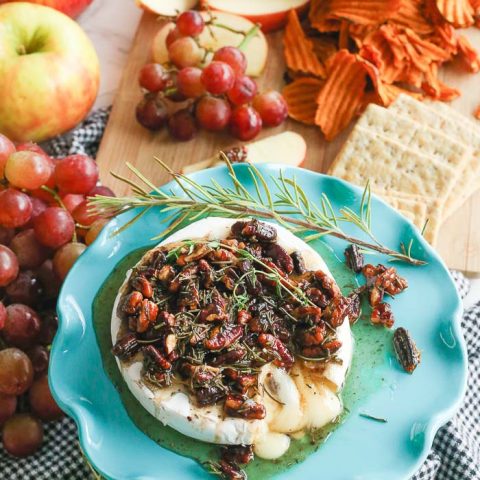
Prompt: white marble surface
<box><xmin>76</xmin><ymin>0</ymin><xmax>480</xmax><ymax>307</ymax></box>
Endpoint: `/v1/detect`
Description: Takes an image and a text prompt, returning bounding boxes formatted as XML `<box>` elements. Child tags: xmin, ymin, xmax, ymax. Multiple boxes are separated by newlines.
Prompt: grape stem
<box><xmin>238</xmin><ymin>24</ymin><xmax>261</xmax><ymax>51</ymax></box>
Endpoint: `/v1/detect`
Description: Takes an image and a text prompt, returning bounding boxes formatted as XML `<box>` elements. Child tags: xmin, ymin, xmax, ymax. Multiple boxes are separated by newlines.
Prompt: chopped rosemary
<box><xmin>359</xmin><ymin>412</ymin><xmax>388</xmax><ymax>423</ymax></box>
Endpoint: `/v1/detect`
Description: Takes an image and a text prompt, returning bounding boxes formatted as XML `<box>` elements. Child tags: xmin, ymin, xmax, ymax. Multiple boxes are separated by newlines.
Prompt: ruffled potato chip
<box><xmin>283</xmin><ymin>77</ymin><xmax>325</xmax><ymax>125</ymax></box>
<box><xmin>422</xmin><ymin>65</ymin><xmax>460</xmax><ymax>100</ymax></box>
<box><xmin>457</xmin><ymin>35</ymin><xmax>480</xmax><ymax>73</ymax></box>
<box><xmin>315</xmin><ymin>50</ymin><xmax>368</xmax><ymax>140</ymax></box>
<box><xmin>284</xmin><ymin>10</ymin><xmax>326</xmax><ymax>78</ymax></box>
<box><xmin>435</xmin><ymin>0</ymin><xmax>474</xmax><ymax>27</ymax></box>
<box><xmin>309</xmin><ymin>0</ymin><xmax>341</xmax><ymax>32</ymax></box>
<box><xmin>391</xmin><ymin>0</ymin><xmax>434</xmax><ymax>35</ymax></box>
<box><xmin>327</xmin><ymin>0</ymin><xmax>402</xmax><ymax>24</ymax></box>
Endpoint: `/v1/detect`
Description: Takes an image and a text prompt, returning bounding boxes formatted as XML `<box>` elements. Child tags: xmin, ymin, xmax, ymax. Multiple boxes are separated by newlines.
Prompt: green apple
<box><xmin>0</xmin><ymin>2</ymin><xmax>100</xmax><ymax>142</ymax></box>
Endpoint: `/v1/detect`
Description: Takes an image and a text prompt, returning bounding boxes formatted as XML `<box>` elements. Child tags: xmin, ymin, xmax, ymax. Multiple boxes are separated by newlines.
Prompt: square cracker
<box><xmin>390</xmin><ymin>95</ymin><xmax>480</xmax><ymax>217</ymax></box>
<box><xmin>328</xmin><ymin>125</ymin><xmax>458</xmax><ymax>200</ymax></box>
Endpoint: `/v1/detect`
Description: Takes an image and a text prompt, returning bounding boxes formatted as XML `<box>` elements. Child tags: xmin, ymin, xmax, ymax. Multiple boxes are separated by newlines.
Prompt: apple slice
<box><xmin>152</xmin><ymin>11</ymin><xmax>268</xmax><ymax>77</ymax></box>
<box><xmin>202</xmin><ymin>0</ymin><xmax>310</xmax><ymax>32</ymax></box>
<box><xmin>136</xmin><ymin>0</ymin><xmax>198</xmax><ymax>16</ymax></box>
<box><xmin>182</xmin><ymin>132</ymin><xmax>307</xmax><ymax>174</ymax></box>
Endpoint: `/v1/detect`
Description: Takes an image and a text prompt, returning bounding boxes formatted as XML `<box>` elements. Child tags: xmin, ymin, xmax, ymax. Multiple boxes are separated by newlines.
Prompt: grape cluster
<box><xmin>0</xmin><ymin>133</ymin><xmax>113</xmax><ymax>457</ymax></box>
<box><xmin>136</xmin><ymin>10</ymin><xmax>288</xmax><ymax>142</ymax></box>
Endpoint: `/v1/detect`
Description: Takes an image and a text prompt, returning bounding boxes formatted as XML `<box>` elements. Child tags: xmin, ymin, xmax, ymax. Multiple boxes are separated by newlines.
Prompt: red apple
<box><xmin>0</xmin><ymin>3</ymin><xmax>99</xmax><ymax>143</ymax></box>
<box><xmin>202</xmin><ymin>0</ymin><xmax>310</xmax><ymax>32</ymax></box>
<box><xmin>0</xmin><ymin>0</ymin><xmax>93</xmax><ymax>17</ymax></box>
<box><xmin>182</xmin><ymin>132</ymin><xmax>307</xmax><ymax>174</ymax></box>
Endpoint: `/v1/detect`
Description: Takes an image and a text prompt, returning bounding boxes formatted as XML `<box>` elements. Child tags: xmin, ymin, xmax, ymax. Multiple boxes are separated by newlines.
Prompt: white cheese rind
<box><xmin>111</xmin><ymin>217</ymin><xmax>353</xmax><ymax>451</ymax></box>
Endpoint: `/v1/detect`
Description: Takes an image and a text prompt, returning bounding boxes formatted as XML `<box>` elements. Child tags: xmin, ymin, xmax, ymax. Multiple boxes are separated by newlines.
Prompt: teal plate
<box><xmin>50</xmin><ymin>164</ymin><xmax>467</xmax><ymax>480</ymax></box>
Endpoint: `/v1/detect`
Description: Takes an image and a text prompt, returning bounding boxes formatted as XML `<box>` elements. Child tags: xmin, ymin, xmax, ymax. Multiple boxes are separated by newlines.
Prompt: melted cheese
<box><xmin>111</xmin><ymin>217</ymin><xmax>353</xmax><ymax>458</ymax></box>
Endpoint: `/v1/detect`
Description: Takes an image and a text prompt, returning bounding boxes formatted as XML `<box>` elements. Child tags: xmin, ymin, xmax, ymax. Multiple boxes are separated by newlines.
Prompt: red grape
<box><xmin>230</xmin><ymin>105</ymin><xmax>263</xmax><ymax>141</ymax></box>
<box><xmin>72</xmin><ymin>200</ymin><xmax>100</xmax><ymax>227</ymax></box>
<box><xmin>195</xmin><ymin>96</ymin><xmax>231</xmax><ymax>131</ymax></box>
<box><xmin>4</xmin><ymin>304</ymin><xmax>42</xmax><ymax>349</ymax></box>
<box><xmin>227</xmin><ymin>75</ymin><xmax>258</xmax><ymax>106</ymax></box>
<box><xmin>168</xmin><ymin>109</ymin><xmax>197</xmax><ymax>141</ymax></box>
<box><xmin>15</xmin><ymin>142</ymin><xmax>46</xmax><ymax>155</ymax></box>
<box><xmin>0</xmin><ymin>245</ymin><xmax>19</xmax><ymax>287</ymax></box>
<box><xmin>0</xmin><ymin>189</ymin><xmax>33</xmax><ymax>228</ymax></box>
<box><xmin>177</xmin><ymin>67</ymin><xmax>206</xmax><ymax>98</ymax></box>
<box><xmin>5</xmin><ymin>271</ymin><xmax>42</xmax><ymax>306</ymax></box>
<box><xmin>4</xmin><ymin>151</ymin><xmax>51</xmax><ymax>190</ymax></box>
<box><xmin>168</xmin><ymin>37</ymin><xmax>203</xmax><ymax>68</ymax></box>
<box><xmin>61</xmin><ymin>193</ymin><xmax>85</xmax><ymax>213</ymax></box>
<box><xmin>176</xmin><ymin>10</ymin><xmax>205</xmax><ymax>36</ymax></box>
<box><xmin>166</xmin><ymin>26</ymin><xmax>183</xmax><ymax>48</ymax></box>
<box><xmin>201</xmin><ymin>61</ymin><xmax>235</xmax><ymax>94</ymax></box>
<box><xmin>37</xmin><ymin>309</ymin><xmax>58</xmax><ymax>345</ymax></box>
<box><xmin>10</xmin><ymin>229</ymin><xmax>50</xmax><ymax>269</ymax></box>
<box><xmin>29</xmin><ymin>375</ymin><xmax>64</xmax><ymax>421</ymax></box>
<box><xmin>213</xmin><ymin>46</ymin><xmax>247</xmax><ymax>77</ymax></box>
<box><xmin>0</xmin><ymin>226</ymin><xmax>15</xmax><ymax>245</ymax></box>
<box><xmin>36</xmin><ymin>261</ymin><xmax>61</xmax><ymax>300</ymax></box>
<box><xmin>2</xmin><ymin>414</ymin><xmax>43</xmax><ymax>457</ymax></box>
<box><xmin>33</xmin><ymin>207</ymin><xmax>75</xmax><ymax>249</ymax></box>
<box><xmin>53</xmin><ymin>242</ymin><xmax>87</xmax><ymax>280</ymax></box>
<box><xmin>136</xmin><ymin>96</ymin><xmax>168</xmax><ymax>130</ymax></box>
<box><xmin>139</xmin><ymin>63</ymin><xmax>169</xmax><ymax>92</ymax></box>
<box><xmin>26</xmin><ymin>346</ymin><xmax>49</xmax><ymax>377</ymax></box>
<box><xmin>0</xmin><ymin>393</ymin><xmax>16</xmax><ymax>425</ymax></box>
<box><xmin>85</xmin><ymin>218</ymin><xmax>108</xmax><ymax>246</ymax></box>
<box><xmin>55</xmin><ymin>155</ymin><xmax>99</xmax><ymax>194</ymax></box>
<box><xmin>0</xmin><ymin>301</ymin><xmax>6</xmax><ymax>330</ymax></box>
<box><xmin>24</xmin><ymin>197</ymin><xmax>49</xmax><ymax>228</ymax></box>
<box><xmin>252</xmin><ymin>91</ymin><xmax>288</xmax><ymax>127</ymax></box>
<box><xmin>0</xmin><ymin>133</ymin><xmax>15</xmax><ymax>178</ymax></box>
<box><xmin>0</xmin><ymin>348</ymin><xmax>34</xmax><ymax>395</ymax></box>
<box><xmin>89</xmin><ymin>185</ymin><xmax>116</xmax><ymax>197</ymax></box>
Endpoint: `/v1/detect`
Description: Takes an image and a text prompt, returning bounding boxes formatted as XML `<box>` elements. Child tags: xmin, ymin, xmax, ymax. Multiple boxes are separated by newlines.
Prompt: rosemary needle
<box><xmin>359</xmin><ymin>412</ymin><xmax>388</xmax><ymax>423</ymax></box>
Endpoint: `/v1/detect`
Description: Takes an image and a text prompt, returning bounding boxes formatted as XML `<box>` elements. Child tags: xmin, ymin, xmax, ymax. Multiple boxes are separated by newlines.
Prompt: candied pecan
<box><xmin>292</xmin><ymin>306</ymin><xmax>322</xmax><ymax>324</ymax></box>
<box><xmin>224</xmin><ymin>394</ymin><xmax>266</xmax><ymax>420</ymax></box>
<box><xmin>296</xmin><ymin>324</ymin><xmax>326</xmax><ymax>347</ymax></box>
<box><xmin>122</xmin><ymin>291</ymin><xmax>143</xmax><ymax>315</ymax></box>
<box><xmin>236</xmin><ymin>310</ymin><xmax>252</xmax><ymax>325</ymax></box>
<box><xmin>137</xmin><ymin>299</ymin><xmax>159</xmax><ymax>333</ymax></box>
<box><xmin>393</xmin><ymin>327</ymin><xmax>421</xmax><ymax>373</ymax></box>
<box><xmin>306</xmin><ymin>287</ymin><xmax>328</xmax><ymax>308</ymax></box>
<box><xmin>130</xmin><ymin>275</ymin><xmax>153</xmax><ymax>298</ymax></box>
<box><xmin>248</xmin><ymin>316</ymin><xmax>265</xmax><ymax>333</ymax></box>
<box><xmin>179</xmin><ymin>362</ymin><xmax>196</xmax><ymax>378</ymax></box>
<box><xmin>205</xmin><ymin>325</ymin><xmax>243</xmax><ymax>351</ymax></box>
<box><xmin>371</xmin><ymin>302</ymin><xmax>395</xmax><ymax>328</ymax></box>
<box><xmin>192</xmin><ymin>366</ymin><xmax>219</xmax><ymax>386</ymax></box>
<box><xmin>291</xmin><ymin>251</ymin><xmax>306</xmax><ymax>274</ymax></box>
<box><xmin>144</xmin><ymin>345</ymin><xmax>172</xmax><ymax>371</ymax></box>
<box><xmin>300</xmin><ymin>345</ymin><xmax>326</xmax><ymax>358</ymax></box>
<box><xmin>112</xmin><ymin>333</ymin><xmax>139</xmax><ymax>359</ymax></box>
<box><xmin>210</xmin><ymin>348</ymin><xmax>246</xmax><ymax>366</ymax></box>
<box><xmin>369</xmin><ymin>286</ymin><xmax>384</xmax><ymax>307</ymax></box>
<box><xmin>258</xmin><ymin>333</ymin><xmax>294</xmax><ymax>369</ymax></box>
<box><xmin>178</xmin><ymin>280</ymin><xmax>199</xmax><ymax>309</ymax></box>
<box><xmin>362</xmin><ymin>264</ymin><xmax>387</xmax><ymax>282</ymax></box>
<box><xmin>156</xmin><ymin>265</ymin><xmax>176</xmax><ymax>283</ymax></box>
<box><xmin>151</xmin><ymin>249</ymin><xmax>166</xmax><ymax>269</ymax></box>
<box><xmin>196</xmin><ymin>386</ymin><xmax>226</xmax><ymax>406</ymax></box>
<box><xmin>314</xmin><ymin>270</ymin><xmax>341</xmax><ymax>299</ymax></box>
<box><xmin>177</xmin><ymin>244</ymin><xmax>212</xmax><ymax>266</ymax></box>
<box><xmin>221</xmin><ymin>445</ymin><xmax>254</xmax><ymax>465</ymax></box>
<box><xmin>264</xmin><ymin>244</ymin><xmax>294</xmax><ymax>274</ymax></box>
<box><xmin>230</xmin><ymin>219</ymin><xmax>277</xmax><ymax>243</ymax></box>
<box><xmin>347</xmin><ymin>292</ymin><xmax>362</xmax><ymax>324</ymax></box>
<box><xmin>245</xmin><ymin>243</ymin><xmax>263</xmax><ymax>258</ymax></box>
<box><xmin>157</xmin><ymin>310</ymin><xmax>176</xmax><ymax>327</ymax></box>
<box><xmin>221</xmin><ymin>268</ymin><xmax>238</xmax><ymax>290</ymax></box>
<box><xmin>217</xmin><ymin>460</ymin><xmax>247</xmax><ymax>480</ymax></box>
<box><xmin>375</xmin><ymin>267</ymin><xmax>408</xmax><ymax>296</ymax></box>
<box><xmin>322</xmin><ymin>339</ymin><xmax>342</xmax><ymax>353</ymax></box>
<box><xmin>344</xmin><ymin>244</ymin><xmax>364</xmax><ymax>273</ymax></box>
<box><xmin>234</xmin><ymin>374</ymin><xmax>257</xmax><ymax>393</ymax></box>
<box><xmin>199</xmin><ymin>303</ymin><xmax>229</xmax><ymax>323</ymax></box>
<box><xmin>323</xmin><ymin>295</ymin><xmax>351</xmax><ymax>327</ymax></box>
<box><xmin>221</xmin><ymin>238</ymin><xmax>240</xmax><ymax>249</ymax></box>
<box><xmin>210</xmin><ymin>248</ymin><xmax>235</xmax><ymax>263</ymax></box>
<box><xmin>198</xmin><ymin>259</ymin><xmax>214</xmax><ymax>288</ymax></box>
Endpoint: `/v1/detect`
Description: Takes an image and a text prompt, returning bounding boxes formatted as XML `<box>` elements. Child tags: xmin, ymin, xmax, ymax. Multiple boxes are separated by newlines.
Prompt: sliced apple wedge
<box><xmin>152</xmin><ymin>11</ymin><xmax>268</xmax><ymax>77</ymax></box>
<box><xmin>202</xmin><ymin>0</ymin><xmax>310</xmax><ymax>32</ymax></box>
<box><xmin>136</xmin><ymin>0</ymin><xmax>198</xmax><ymax>16</ymax></box>
<box><xmin>182</xmin><ymin>132</ymin><xmax>307</xmax><ymax>174</ymax></box>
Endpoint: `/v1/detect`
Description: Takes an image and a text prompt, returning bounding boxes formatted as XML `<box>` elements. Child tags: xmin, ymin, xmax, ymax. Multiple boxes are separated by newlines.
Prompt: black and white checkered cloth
<box><xmin>2</xmin><ymin>112</ymin><xmax>478</xmax><ymax>480</ymax></box>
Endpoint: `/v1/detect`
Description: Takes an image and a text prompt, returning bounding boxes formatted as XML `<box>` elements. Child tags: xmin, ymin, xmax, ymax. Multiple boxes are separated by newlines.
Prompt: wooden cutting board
<box><xmin>96</xmin><ymin>11</ymin><xmax>480</xmax><ymax>273</ymax></box>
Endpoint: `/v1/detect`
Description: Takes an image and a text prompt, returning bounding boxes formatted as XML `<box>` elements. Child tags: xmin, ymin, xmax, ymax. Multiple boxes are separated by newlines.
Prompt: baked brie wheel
<box><xmin>112</xmin><ymin>218</ymin><xmax>357</xmax><ymax>463</ymax></box>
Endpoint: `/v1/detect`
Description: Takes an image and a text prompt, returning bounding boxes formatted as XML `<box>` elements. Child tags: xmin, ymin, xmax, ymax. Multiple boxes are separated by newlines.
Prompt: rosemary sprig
<box><xmin>88</xmin><ymin>158</ymin><xmax>425</xmax><ymax>266</ymax></box>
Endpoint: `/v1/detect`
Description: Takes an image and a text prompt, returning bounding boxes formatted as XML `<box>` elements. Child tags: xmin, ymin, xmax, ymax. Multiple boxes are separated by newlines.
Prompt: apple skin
<box><xmin>0</xmin><ymin>2</ymin><xmax>100</xmax><ymax>143</ymax></box>
<box><xmin>202</xmin><ymin>0</ymin><xmax>310</xmax><ymax>32</ymax></box>
<box><xmin>0</xmin><ymin>0</ymin><xmax>93</xmax><ymax>18</ymax></box>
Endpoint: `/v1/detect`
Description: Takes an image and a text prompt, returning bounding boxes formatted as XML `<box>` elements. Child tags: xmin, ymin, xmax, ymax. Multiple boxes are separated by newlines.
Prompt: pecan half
<box><xmin>221</xmin><ymin>445</ymin><xmax>254</xmax><ymax>465</ymax></box>
<box><xmin>205</xmin><ymin>325</ymin><xmax>243</xmax><ymax>351</ymax></box>
<box><xmin>264</xmin><ymin>244</ymin><xmax>294</xmax><ymax>274</ymax></box>
<box><xmin>230</xmin><ymin>219</ymin><xmax>277</xmax><ymax>243</ymax></box>
<box><xmin>130</xmin><ymin>275</ymin><xmax>153</xmax><ymax>298</ymax></box>
<box><xmin>224</xmin><ymin>394</ymin><xmax>266</xmax><ymax>420</ymax></box>
<box><xmin>371</xmin><ymin>302</ymin><xmax>395</xmax><ymax>328</ymax></box>
<box><xmin>344</xmin><ymin>244</ymin><xmax>364</xmax><ymax>273</ymax></box>
<box><xmin>144</xmin><ymin>345</ymin><xmax>172</xmax><ymax>371</ymax></box>
<box><xmin>137</xmin><ymin>299</ymin><xmax>159</xmax><ymax>333</ymax></box>
<box><xmin>258</xmin><ymin>333</ymin><xmax>294</xmax><ymax>369</ymax></box>
<box><xmin>112</xmin><ymin>333</ymin><xmax>139</xmax><ymax>359</ymax></box>
<box><xmin>393</xmin><ymin>327</ymin><xmax>421</xmax><ymax>373</ymax></box>
<box><xmin>291</xmin><ymin>251</ymin><xmax>306</xmax><ymax>274</ymax></box>
<box><xmin>122</xmin><ymin>291</ymin><xmax>143</xmax><ymax>315</ymax></box>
